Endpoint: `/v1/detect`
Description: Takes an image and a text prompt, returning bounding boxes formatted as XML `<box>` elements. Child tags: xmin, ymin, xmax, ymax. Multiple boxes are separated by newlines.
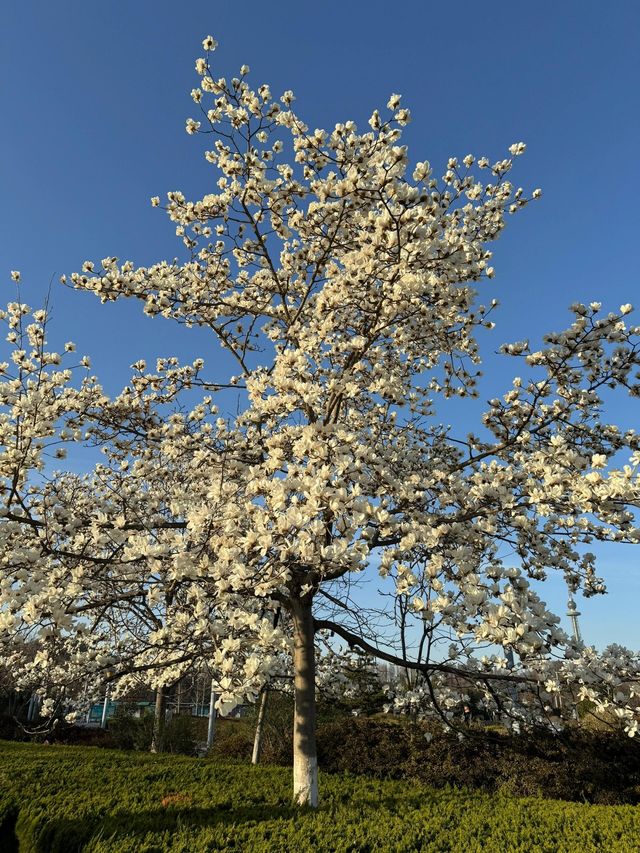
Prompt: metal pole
<box><xmin>206</xmin><ymin>678</ymin><xmax>217</xmax><ymax>749</ymax></box>
<box><xmin>100</xmin><ymin>684</ymin><xmax>110</xmax><ymax>729</ymax></box>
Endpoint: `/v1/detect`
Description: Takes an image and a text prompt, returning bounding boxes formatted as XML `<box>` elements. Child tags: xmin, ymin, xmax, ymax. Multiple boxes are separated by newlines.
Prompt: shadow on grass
<box><xmin>0</xmin><ymin>807</ymin><xmax>19</xmax><ymax>853</ymax></box>
<box><xmin>18</xmin><ymin>802</ymin><xmax>305</xmax><ymax>852</ymax></box>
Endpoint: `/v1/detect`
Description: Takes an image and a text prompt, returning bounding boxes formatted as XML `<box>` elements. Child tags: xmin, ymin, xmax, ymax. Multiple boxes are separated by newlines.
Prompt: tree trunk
<box><xmin>290</xmin><ymin>596</ymin><xmax>318</xmax><ymax>807</ymax></box>
<box><xmin>251</xmin><ymin>686</ymin><xmax>269</xmax><ymax>765</ymax></box>
<box><xmin>206</xmin><ymin>678</ymin><xmax>217</xmax><ymax>750</ymax></box>
<box><xmin>150</xmin><ymin>687</ymin><xmax>167</xmax><ymax>753</ymax></box>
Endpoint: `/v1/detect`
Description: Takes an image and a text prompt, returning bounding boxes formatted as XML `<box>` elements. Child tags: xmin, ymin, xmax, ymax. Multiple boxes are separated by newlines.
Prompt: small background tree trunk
<box><xmin>251</xmin><ymin>686</ymin><xmax>269</xmax><ymax>765</ymax></box>
<box><xmin>291</xmin><ymin>596</ymin><xmax>318</xmax><ymax>807</ymax></box>
<box><xmin>150</xmin><ymin>686</ymin><xmax>167</xmax><ymax>753</ymax></box>
<box><xmin>206</xmin><ymin>677</ymin><xmax>217</xmax><ymax>749</ymax></box>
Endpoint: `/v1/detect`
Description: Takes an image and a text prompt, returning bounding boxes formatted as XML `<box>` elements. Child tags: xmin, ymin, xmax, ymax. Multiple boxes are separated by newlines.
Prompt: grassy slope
<box><xmin>0</xmin><ymin>741</ymin><xmax>639</xmax><ymax>852</ymax></box>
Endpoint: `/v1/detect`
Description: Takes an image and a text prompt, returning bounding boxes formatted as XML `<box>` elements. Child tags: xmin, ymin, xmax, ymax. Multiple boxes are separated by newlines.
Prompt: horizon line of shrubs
<box><xmin>2</xmin><ymin>690</ymin><xmax>640</xmax><ymax>805</ymax></box>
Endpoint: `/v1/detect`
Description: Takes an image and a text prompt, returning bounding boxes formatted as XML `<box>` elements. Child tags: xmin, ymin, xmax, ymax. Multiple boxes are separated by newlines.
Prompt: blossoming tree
<box><xmin>2</xmin><ymin>36</ymin><xmax>640</xmax><ymax>806</ymax></box>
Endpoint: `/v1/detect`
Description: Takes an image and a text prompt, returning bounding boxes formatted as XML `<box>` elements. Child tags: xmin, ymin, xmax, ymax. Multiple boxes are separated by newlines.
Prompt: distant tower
<box><xmin>567</xmin><ymin>594</ymin><xmax>583</xmax><ymax>644</ymax></box>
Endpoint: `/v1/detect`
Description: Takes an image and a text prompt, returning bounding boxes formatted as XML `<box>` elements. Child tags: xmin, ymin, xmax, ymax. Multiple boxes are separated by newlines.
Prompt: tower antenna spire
<box><xmin>567</xmin><ymin>592</ymin><xmax>583</xmax><ymax>644</ymax></box>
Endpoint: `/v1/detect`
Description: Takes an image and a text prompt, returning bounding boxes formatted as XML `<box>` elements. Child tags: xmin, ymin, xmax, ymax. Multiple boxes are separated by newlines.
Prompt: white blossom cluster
<box><xmin>384</xmin><ymin>642</ymin><xmax>640</xmax><ymax>739</ymax></box>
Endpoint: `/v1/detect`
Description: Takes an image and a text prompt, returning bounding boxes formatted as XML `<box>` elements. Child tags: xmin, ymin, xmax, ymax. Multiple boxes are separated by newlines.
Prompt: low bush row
<box><xmin>5</xmin><ymin>700</ymin><xmax>640</xmax><ymax>806</ymax></box>
<box><xmin>2</xmin><ymin>741</ymin><xmax>640</xmax><ymax>852</ymax></box>
<box><xmin>209</xmin><ymin>711</ymin><xmax>640</xmax><ymax>805</ymax></box>
<box><xmin>0</xmin><ymin>709</ymin><xmax>208</xmax><ymax>754</ymax></box>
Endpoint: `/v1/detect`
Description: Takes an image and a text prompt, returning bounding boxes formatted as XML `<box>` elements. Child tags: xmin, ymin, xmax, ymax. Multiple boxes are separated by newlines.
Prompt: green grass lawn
<box><xmin>1</xmin><ymin>740</ymin><xmax>639</xmax><ymax>852</ymax></box>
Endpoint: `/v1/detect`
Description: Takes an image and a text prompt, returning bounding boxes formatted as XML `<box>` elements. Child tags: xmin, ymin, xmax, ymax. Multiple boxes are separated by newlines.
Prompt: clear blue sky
<box><xmin>2</xmin><ymin>1</ymin><xmax>639</xmax><ymax>648</ymax></box>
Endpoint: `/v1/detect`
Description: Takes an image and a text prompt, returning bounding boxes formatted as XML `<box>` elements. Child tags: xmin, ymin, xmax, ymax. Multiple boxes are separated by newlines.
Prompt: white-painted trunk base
<box><xmin>293</xmin><ymin>755</ymin><xmax>318</xmax><ymax>807</ymax></box>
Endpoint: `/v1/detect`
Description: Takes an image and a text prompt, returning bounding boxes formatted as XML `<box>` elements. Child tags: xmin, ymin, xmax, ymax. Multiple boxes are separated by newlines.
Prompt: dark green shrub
<box><xmin>164</xmin><ymin>715</ymin><xmax>197</xmax><ymax>755</ymax></box>
<box><xmin>315</xmin><ymin>717</ymin><xmax>640</xmax><ymax>805</ymax></box>
<box><xmin>208</xmin><ymin>719</ymin><xmax>253</xmax><ymax>761</ymax></box>
<box><xmin>209</xmin><ymin>706</ymin><xmax>640</xmax><ymax>805</ymax></box>
<box><xmin>240</xmin><ymin>691</ymin><xmax>294</xmax><ymax>764</ymax></box>
<box><xmin>108</xmin><ymin>706</ymin><xmax>153</xmax><ymax>751</ymax></box>
<box><xmin>106</xmin><ymin>705</ymin><xmax>129</xmax><ymax>745</ymax></box>
<box><xmin>317</xmin><ymin>717</ymin><xmax>414</xmax><ymax>780</ymax></box>
<box><xmin>51</xmin><ymin>723</ymin><xmax>113</xmax><ymax>748</ymax></box>
<box><xmin>104</xmin><ymin>709</ymin><xmax>208</xmax><ymax>755</ymax></box>
<box><xmin>0</xmin><ymin>714</ymin><xmax>27</xmax><ymax>742</ymax></box>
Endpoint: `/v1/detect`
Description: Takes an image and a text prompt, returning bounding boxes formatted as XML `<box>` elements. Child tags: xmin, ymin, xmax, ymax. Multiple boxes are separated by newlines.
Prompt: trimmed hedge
<box><xmin>317</xmin><ymin>718</ymin><xmax>640</xmax><ymax>804</ymax></box>
<box><xmin>6</xmin><ymin>709</ymin><xmax>640</xmax><ymax>805</ymax></box>
<box><xmin>208</xmin><ymin>714</ymin><xmax>640</xmax><ymax>805</ymax></box>
<box><xmin>1</xmin><ymin>741</ymin><xmax>640</xmax><ymax>851</ymax></box>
